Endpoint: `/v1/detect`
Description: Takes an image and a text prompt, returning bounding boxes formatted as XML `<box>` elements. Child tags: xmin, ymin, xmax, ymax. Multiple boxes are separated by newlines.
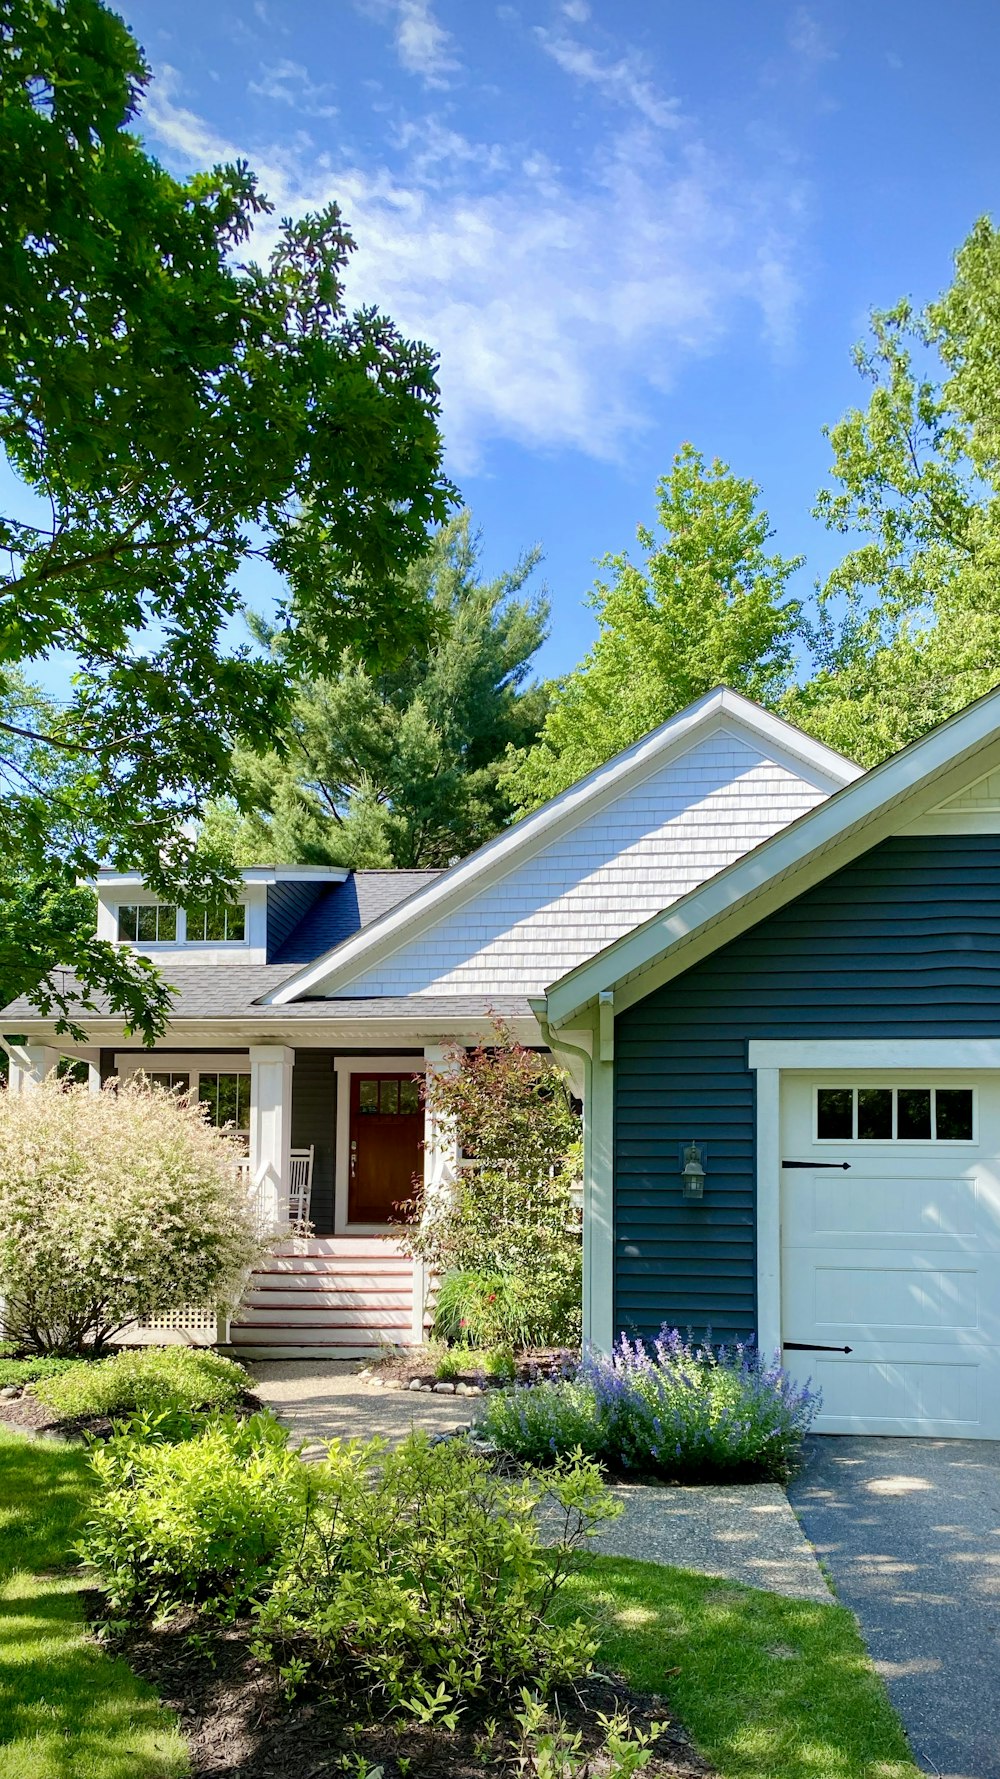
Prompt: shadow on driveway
<box><xmin>789</xmin><ymin>1435</ymin><xmax>1000</xmax><ymax>1779</ymax></box>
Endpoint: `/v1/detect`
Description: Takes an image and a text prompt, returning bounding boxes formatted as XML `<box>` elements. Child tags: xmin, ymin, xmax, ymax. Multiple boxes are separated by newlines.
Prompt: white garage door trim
<box><xmin>749</xmin><ymin>1041</ymin><xmax>1000</xmax><ymax>1434</ymax></box>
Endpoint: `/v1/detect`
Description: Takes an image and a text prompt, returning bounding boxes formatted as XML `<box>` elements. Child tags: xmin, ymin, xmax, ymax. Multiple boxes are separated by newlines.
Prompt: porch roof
<box><xmin>1</xmin><ymin>963</ymin><xmax>533</xmax><ymax>1026</ymax></box>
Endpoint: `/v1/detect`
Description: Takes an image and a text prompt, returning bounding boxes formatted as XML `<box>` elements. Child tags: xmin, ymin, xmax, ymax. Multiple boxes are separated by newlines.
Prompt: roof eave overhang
<box><xmin>544</xmin><ymin>693</ymin><xmax>1000</xmax><ymax>1031</ymax></box>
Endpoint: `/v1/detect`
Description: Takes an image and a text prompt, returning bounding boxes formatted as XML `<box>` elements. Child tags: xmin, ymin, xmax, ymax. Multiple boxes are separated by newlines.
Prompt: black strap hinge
<box><xmin>782</xmin><ymin>1159</ymin><xmax>850</xmax><ymax>1170</ymax></box>
<box><xmin>784</xmin><ymin>1341</ymin><xmax>853</xmax><ymax>1354</ymax></box>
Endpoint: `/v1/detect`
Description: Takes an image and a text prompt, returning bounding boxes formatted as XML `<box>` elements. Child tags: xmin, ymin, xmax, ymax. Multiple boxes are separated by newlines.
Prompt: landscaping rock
<box><xmin>0</xmin><ymin>1385</ymin><xmax>21</xmax><ymax>1401</ymax></box>
<box><xmin>408</xmin><ymin>1378</ymin><xmax>423</xmax><ymax>1391</ymax></box>
<box><xmin>432</xmin><ymin>1381</ymin><xmax>456</xmax><ymax>1394</ymax></box>
<box><xmin>420</xmin><ymin>1384</ymin><xmax>433</xmax><ymax>1392</ymax></box>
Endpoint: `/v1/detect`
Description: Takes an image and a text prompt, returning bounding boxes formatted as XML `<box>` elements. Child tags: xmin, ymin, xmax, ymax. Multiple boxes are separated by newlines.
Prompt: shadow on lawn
<box><xmin>0</xmin><ymin>1431</ymin><xmax>186</xmax><ymax>1778</ymax></box>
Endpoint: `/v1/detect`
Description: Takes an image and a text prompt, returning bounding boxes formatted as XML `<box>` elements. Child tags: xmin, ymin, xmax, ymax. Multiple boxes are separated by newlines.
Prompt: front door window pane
<box><xmin>359</xmin><ymin>1079</ymin><xmax>378</xmax><ymax>1113</ymax></box>
<box><xmin>379</xmin><ymin>1079</ymin><xmax>399</xmax><ymax>1115</ymax></box>
<box><xmin>400</xmin><ymin>1078</ymin><xmax>421</xmax><ymax>1114</ymax></box>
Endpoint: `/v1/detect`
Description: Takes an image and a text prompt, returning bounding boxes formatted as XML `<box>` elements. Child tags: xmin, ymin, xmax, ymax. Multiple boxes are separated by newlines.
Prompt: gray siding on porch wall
<box><xmin>614</xmin><ymin>834</ymin><xmax>1000</xmax><ymax>1345</ymax></box>
<box><xmin>290</xmin><ymin>1050</ymin><xmax>337</xmax><ymax>1235</ymax></box>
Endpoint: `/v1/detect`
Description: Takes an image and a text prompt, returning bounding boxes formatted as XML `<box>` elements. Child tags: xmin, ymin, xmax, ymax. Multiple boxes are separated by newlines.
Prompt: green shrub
<box><xmin>80</xmin><ymin>1410</ymin><xmax>308</xmax><ymax>1617</ymax></box>
<box><xmin>254</xmin><ymin>1433</ymin><xmax>618</xmax><ymax>1709</ymax></box>
<box><xmin>432</xmin><ymin>1346</ymin><xmax>464</xmax><ymax>1381</ymax></box>
<box><xmin>402</xmin><ymin>1022</ymin><xmax>582</xmax><ymax>1348</ymax></box>
<box><xmin>0</xmin><ymin>1076</ymin><xmax>265</xmax><ymax>1353</ymax></box>
<box><xmin>36</xmin><ymin>1346</ymin><xmax>251</xmax><ymax>1422</ymax></box>
<box><xmin>480</xmin><ymin>1375</ymin><xmax>604</xmax><ymax>1462</ymax></box>
<box><xmin>482</xmin><ymin>1344</ymin><xmax>517</xmax><ymax>1382</ymax></box>
<box><xmin>0</xmin><ymin>1353</ymin><xmax>85</xmax><ymax>1390</ymax></box>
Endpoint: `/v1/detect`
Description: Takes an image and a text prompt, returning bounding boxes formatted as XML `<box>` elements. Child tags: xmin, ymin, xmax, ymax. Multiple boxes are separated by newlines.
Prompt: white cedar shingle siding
<box><xmin>333</xmin><ymin>734</ymin><xmax>829</xmax><ymax>999</ymax></box>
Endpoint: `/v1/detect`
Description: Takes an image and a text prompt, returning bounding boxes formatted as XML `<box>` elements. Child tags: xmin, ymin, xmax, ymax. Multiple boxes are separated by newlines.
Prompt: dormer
<box><xmin>94</xmin><ymin>867</ymin><xmax>349</xmax><ymax>965</ymax></box>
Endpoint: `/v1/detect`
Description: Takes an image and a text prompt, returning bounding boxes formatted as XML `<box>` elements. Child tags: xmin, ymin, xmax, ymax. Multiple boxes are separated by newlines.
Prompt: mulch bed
<box><xmin>368</xmin><ymin>1348</ymin><xmax>578</xmax><ymax>1391</ymax></box>
<box><xmin>0</xmin><ymin>1386</ymin><xmax>264</xmax><ymax>1443</ymax></box>
<box><xmin>97</xmin><ymin>1601</ymin><xmax>717</xmax><ymax>1779</ymax></box>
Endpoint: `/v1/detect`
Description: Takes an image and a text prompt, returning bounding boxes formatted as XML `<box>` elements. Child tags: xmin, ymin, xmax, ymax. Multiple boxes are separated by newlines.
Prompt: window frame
<box><xmin>115</xmin><ymin>899</ymin><xmax>248</xmax><ymax>948</ymax></box>
<box><xmin>116</xmin><ymin>901</ymin><xmax>179</xmax><ymax>945</ymax></box>
<box><xmin>813</xmin><ymin>1083</ymin><xmax>977</xmax><ymax>1145</ymax></box>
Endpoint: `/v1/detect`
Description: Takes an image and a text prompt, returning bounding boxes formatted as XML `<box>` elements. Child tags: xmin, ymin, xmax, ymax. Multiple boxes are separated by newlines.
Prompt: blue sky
<box><xmin>20</xmin><ymin>0</ymin><xmax>1000</xmax><ymax>682</ymax></box>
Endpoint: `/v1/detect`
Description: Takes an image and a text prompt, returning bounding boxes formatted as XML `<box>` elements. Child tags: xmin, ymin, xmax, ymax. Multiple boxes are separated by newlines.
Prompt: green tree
<box><xmin>503</xmin><ymin>445</ymin><xmax>801</xmax><ymax>812</ymax></box>
<box><xmin>203</xmin><ymin>513</ymin><xmax>549</xmax><ymax>868</ymax></box>
<box><xmin>0</xmin><ymin>0</ymin><xmax>450</xmax><ymax>1037</ymax></box>
<box><xmin>787</xmin><ymin>219</ymin><xmax>1000</xmax><ymax>764</ymax></box>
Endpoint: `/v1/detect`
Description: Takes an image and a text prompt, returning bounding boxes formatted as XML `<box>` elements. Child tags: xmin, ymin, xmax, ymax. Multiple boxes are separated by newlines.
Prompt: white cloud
<box><xmin>392</xmin><ymin>0</ymin><xmax>459</xmax><ymax>87</ymax></box>
<box><xmin>249</xmin><ymin>59</ymin><xmax>337</xmax><ymax>118</ymax></box>
<box><xmin>145</xmin><ymin>64</ymin><xmax>804</xmax><ymax>472</ymax></box>
<box><xmin>534</xmin><ymin>27</ymin><xmax>680</xmax><ymax>129</ymax></box>
<box><xmin>561</xmin><ymin>0</ymin><xmax>591</xmax><ymax>20</ymax></box>
<box><xmin>787</xmin><ymin>6</ymin><xmax>836</xmax><ymax>70</ymax></box>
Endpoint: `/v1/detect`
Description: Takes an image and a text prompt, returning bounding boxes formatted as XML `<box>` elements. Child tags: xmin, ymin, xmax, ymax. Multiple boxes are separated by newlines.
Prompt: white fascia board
<box><xmin>264</xmin><ymin>690</ymin><xmax>860</xmax><ymax>1007</ymax></box>
<box><xmin>16</xmin><ymin>1014</ymin><xmax>545</xmax><ymax>1050</ymax></box>
<box><xmin>544</xmin><ymin>689</ymin><xmax>1000</xmax><ymax>1029</ymax></box>
<box><xmin>93</xmin><ymin>866</ymin><xmax>348</xmax><ymax>889</ymax></box>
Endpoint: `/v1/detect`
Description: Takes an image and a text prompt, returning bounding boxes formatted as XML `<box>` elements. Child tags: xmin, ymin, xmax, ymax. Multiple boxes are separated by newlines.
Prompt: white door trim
<box><xmin>333</xmin><ymin>1056</ymin><xmax>426</xmax><ymax>1235</ymax></box>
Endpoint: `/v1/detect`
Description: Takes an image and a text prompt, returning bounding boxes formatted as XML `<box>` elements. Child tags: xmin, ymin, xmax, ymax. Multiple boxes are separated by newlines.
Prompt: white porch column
<box><xmin>414</xmin><ymin>1044</ymin><xmax>461</xmax><ymax>1343</ymax></box>
<box><xmin>249</xmin><ymin>1045</ymin><xmax>295</xmax><ymax>1232</ymax></box>
<box><xmin>7</xmin><ymin>1045</ymin><xmax>60</xmax><ymax>1094</ymax></box>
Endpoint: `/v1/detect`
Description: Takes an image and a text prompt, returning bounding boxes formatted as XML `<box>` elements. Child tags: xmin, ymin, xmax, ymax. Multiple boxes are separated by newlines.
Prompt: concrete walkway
<box><xmin>248</xmin><ymin>1359</ymin><xmax>830</xmax><ymax>1602</ymax></box>
<box><xmin>789</xmin><ymin>1435</ymin><xmax>1000</xmax><ymax>1779</ymax></box>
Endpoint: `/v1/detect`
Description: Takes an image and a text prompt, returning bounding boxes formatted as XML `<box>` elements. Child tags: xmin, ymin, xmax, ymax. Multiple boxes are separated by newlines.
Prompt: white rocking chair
<box><xmin>289</xmin><ymin>1146</ymin><xmax>315</xmax><ymax>1227</ymax></box>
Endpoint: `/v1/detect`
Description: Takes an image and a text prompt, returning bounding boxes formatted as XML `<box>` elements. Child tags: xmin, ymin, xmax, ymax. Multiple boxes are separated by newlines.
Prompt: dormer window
<box><xmin>117</xmin><ymin>903</ymin><xmax>177</xmax><ymax>943</ymax></box>
<box><xmin>187</xmin><ymin>903</ymin><xmax>246</xmax><ymax>943</ymax></box>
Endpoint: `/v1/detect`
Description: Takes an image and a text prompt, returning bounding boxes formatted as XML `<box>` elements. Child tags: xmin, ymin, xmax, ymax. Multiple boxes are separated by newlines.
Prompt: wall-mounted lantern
<box><xmin>680</xmin><ymin>1140</ymin><xmax>707</xmax><ymax>1200</ymax></box>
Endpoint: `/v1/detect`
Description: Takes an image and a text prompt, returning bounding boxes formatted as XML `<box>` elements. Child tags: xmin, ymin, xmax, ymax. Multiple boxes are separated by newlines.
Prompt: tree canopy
<box><xmin>784</xmin><ymin>217</ymin><xmax>1000</xmax><ymax>764</ymax></box>
<box><xmin>0</xmin><ymin>0</ymin><xmax>451</xmax><ymax>1037</ymax></box>
<box><xmin>503</xmin><ymin>445</ymin><xmax>801</xmax><ymax>812</ymax></box>
<box><xmin>202</xmin><ymin>512</ymin><xmax>550</xmax><ymax>869</ymax></box>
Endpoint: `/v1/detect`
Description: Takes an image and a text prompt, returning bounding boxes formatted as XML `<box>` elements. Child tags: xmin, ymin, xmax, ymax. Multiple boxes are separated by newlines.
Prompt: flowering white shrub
<box><xmin>0</xmin><ymin>1077</ymin><xmax>265</xmax><ymax>1353</ymax></box>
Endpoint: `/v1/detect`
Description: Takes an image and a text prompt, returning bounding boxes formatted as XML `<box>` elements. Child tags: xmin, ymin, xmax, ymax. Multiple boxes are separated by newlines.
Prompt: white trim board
<box><xmin>748</xmin><ymin>1040</ymin><xmax>1000</xmax><ymax>1071</ymax></box>
<box><xmin>545</xmin><ymin>683</ymin><xmax>1000</xmax><ymax>1029</ymax></box>
<box><xmin>333</xmin><ymin>1055</ymin><xmax>427</xmax><ymax>1235</ymax></box>
<box><xmin>265</xmin><ymin>690</ymin><xmax>859</xmax><ymax>1006</ymax></box>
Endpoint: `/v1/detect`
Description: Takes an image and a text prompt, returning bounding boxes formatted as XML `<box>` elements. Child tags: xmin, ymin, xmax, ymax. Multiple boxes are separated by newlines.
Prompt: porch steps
<box><xmin>230</xmin><ymin>1236</ymin><xmax>420</xmax><ymax>1360</ymax></box>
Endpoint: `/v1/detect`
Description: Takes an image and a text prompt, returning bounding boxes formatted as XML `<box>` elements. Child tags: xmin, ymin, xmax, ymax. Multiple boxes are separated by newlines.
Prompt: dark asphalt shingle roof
<box><xmin>269</xmin><ymin>870</ymin><xmax>441</xmax><ymax>966</ymax></box>
<box><xmin>0</xmin><ymin>962</ymin><xmax>530</xmax><ymax>1025</ymax></box>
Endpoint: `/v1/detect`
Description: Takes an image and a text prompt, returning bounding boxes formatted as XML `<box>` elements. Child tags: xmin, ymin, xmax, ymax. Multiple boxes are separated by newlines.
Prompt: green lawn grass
<box><xmin>0</xmin><ymin>1428</ymin><xmax>187</xmax><ymax>1779</ymax></box>
<box><xmin>558</xmin><ymin>1555</ymin><xmax>922</xmax><ymax>1779</ymax></box>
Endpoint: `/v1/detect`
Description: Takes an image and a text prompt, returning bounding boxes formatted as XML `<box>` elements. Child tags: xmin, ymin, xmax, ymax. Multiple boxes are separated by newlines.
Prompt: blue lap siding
<box><xmin>614</xmin><ymin>835</ymin><xmax>1000</xmax><ymax>1343</ymax></box>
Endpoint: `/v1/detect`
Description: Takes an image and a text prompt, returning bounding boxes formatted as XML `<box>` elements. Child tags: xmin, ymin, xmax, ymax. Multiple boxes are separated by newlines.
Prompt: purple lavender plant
<box><xmin>481</xmin><ymin>1327</ymin><xmax>820</xmax><ymax>1481</ymax></box>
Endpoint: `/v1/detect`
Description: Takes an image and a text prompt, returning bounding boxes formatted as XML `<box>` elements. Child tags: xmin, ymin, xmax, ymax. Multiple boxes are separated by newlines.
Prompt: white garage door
<box><xmin>780</xmin><ymin>1072</ymin><xmax>1000</xmax><ymax>1437</ymax></box>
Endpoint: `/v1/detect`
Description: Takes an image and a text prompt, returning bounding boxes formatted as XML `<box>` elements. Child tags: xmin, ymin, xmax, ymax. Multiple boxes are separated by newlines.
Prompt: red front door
<box><xmin>348</xmin><ymin>1073</ymin><xmax>423</xmax><ymax>1224</ymax></box>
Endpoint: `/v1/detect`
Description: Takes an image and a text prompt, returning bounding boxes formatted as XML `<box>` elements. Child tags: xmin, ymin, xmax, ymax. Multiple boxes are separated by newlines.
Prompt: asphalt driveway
<box><xmin>789</xmin><ymin>1436</ymin><xmax>1000</xmax><ymax>1779</ymax></box>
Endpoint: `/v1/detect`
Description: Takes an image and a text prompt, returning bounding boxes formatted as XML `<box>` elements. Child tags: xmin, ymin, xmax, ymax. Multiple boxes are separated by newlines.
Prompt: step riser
<box><xmin>255</xmin><ymin>1265</ymin><xmax>412</xmax><ymax>1283</ymax></box>
<box><xmin>236</xmin><ymin>1308</ymin><xmax>413</xmax><ymax>1331</ymax></box>
<box><xmin>231</xmin><ymin>1328</ymin><xmax>418</xmax><ymax>1349</ymax></box>
<box><xmin>246</xmin><ymin>1291</ymin><xmax>412</xmax><ymax>1311</ymax></box>
<box><xmin>272</xmin><ymin>1239</ymin><xmax>407</xmax><ymax>1259</ymax></box>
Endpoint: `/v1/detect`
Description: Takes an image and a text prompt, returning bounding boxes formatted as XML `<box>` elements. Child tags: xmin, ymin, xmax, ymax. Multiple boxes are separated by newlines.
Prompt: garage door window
<box><xmin>816</xmin><ymin>1085</ymin><xmax>974</xmax><ymax>1142</ymax></box>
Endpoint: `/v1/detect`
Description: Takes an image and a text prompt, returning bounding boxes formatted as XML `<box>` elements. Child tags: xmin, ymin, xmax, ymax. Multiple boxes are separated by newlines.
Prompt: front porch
<box><xmin>8</xmin><ymin>1040</ymin><xmax>457</xmax><ymax>1359</ymax></box>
